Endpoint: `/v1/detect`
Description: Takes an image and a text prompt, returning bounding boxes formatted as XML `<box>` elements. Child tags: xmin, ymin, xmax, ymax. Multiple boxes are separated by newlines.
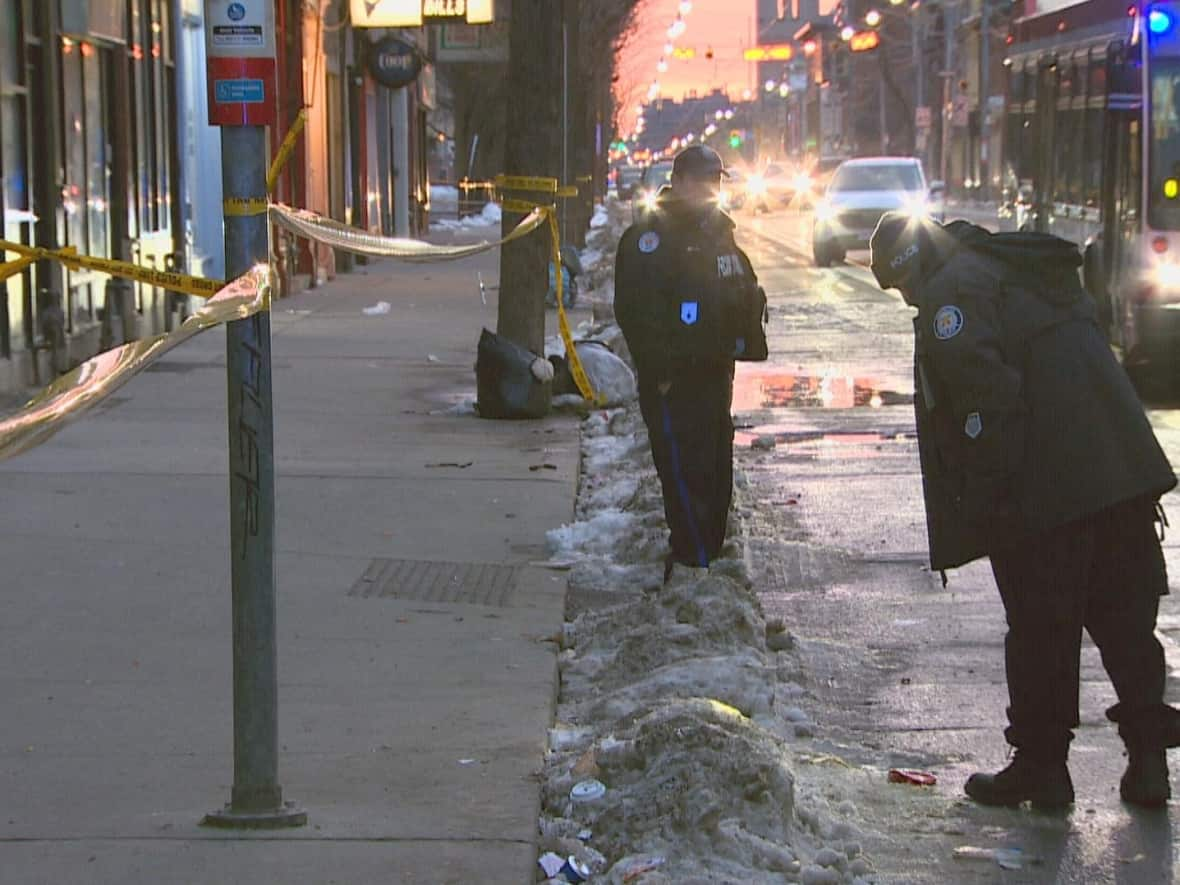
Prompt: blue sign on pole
<box><xmin>215</xmin><ymin>79</ymin><xmax>266</xmax><ymax>103</ymax></box>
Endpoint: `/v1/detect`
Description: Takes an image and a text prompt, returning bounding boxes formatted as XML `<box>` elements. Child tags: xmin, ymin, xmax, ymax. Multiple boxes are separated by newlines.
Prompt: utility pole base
<box><xmin>202</xmin><ymin>802</ymin><xmax>308</xmax><ymax>830</ymax></box>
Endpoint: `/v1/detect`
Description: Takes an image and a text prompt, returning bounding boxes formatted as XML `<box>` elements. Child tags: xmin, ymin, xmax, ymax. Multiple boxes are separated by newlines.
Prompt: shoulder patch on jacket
<box><xmin>933</xmin><ymin>305</ymin><xmax>964</xmax><ymax>340</ymax></box>
<box><xmin>637</xmin><ymin>231</ymin><xmax>661</xmax><ymax>254</ymax></box>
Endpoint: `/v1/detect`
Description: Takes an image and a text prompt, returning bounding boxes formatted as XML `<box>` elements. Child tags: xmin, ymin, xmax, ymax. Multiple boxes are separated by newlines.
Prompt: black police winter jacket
<box><xmin>614</xmin><ymin>190</ymin><xmax>765</xmax><ymax>382</ymax></box>
<box><xmin>911</xmin><ymin>224</ymin><xmax>1176</xmax><ymax>570</ymax></box>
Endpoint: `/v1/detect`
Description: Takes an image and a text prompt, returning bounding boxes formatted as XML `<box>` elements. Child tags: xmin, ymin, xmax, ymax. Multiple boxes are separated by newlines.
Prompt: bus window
<box><xmin>1148</xmin><ymin>61</ymin><xmax>1180</xmax><ymax>229</ymax></box>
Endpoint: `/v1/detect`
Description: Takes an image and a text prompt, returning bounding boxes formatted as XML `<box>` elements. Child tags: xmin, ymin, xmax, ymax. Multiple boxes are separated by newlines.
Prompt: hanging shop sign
<box><xmin>368</xmin><ymin>36</ymin><xmax>422</xmax><ymax>89</ymax></box>
<box><xmin>350</xmin><ymin>0</ymin><xmax>495</xmax><ymax>27</ymax></box>
<box><xmin>204</xmin><ymin>0</ymin><xmax>276</xmax><ymax>126</ymax></box>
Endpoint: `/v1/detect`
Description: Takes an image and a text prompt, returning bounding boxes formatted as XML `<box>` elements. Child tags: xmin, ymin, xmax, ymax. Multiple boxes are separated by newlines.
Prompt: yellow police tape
<box><xmin>267</xmin><ymin>108</ymin><xmax>308</xmax><ymax>194</ymax></box>
<box><xmin>0</xmin><ymin>254</ymin><xmax>36</xmax><ymax>285</ymax></box>
<box><xmin>0</xmin><ymin>239</ymin><xmax>225</xmax><ymax>299</ymax></box>
<box><xmin>545</xmin><ymin>209</ymin><xmax>602</xmax><ymax>405</ymax></box>
<box><xmin>269</xmin><ymin>203</ymin><xmax>602</xmax><ymax>405</ymax></box>
<box><xmin>495</xmin><ymin>174</ymin><xmax>558</xmax><ymax>194</ymax></box>
<box><xmin>0</xmin><ymin>203</ymin><xmax>603</xmax><ymax>461</ymax></box>
<box><xmin>223</xmin><ymin>197</ymin><xmax>269</xmax><ymax>217</ymax></box>
<box><xmin>0</xmin><ymin>266</ymin><xmax>270</xmax><ymax>462</ymax></box>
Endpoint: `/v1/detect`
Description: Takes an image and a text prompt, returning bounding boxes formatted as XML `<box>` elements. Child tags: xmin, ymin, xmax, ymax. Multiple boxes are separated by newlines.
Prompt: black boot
<box><xmin>964</xmin><ymin>752</ymin><xmax>1074</xmax><ymax>809</ymax></box>
<box><xmin>1120</xmin><ymin>748</ymin><xmax>1171</xmax><ymax>808</ymax></box>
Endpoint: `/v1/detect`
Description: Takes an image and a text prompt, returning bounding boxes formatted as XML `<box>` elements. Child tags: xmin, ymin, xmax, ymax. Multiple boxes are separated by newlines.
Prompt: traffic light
<box><xmin>729</xmin><ymin>130</ymin><xmax>743</xmax><ymax>148</ymax></box>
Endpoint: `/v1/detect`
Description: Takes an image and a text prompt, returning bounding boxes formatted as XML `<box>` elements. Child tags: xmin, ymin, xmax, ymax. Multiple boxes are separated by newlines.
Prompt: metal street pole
<box><xmin>201</xmin><ymin>0</ymin><xmax>303</xmax><ymax>831</ymax></box>
<box><xmin>939</xmin><ymin>1</ymin><xmax>956</xmax><ymax>189</ymax></box>
<box><xmin>912</xmin><ymin>10</ymin><xmax>926</xmax><ymax>165</ymax></box>
<box><xmin>879</xmin><ymin>66</ymin><xmax>888</xmax><ymax>154</ymax></box>
<box><xmin>561</xmin><ymin>0</ymin><xmax>569</xmax><ymax>241</ymax></box>
<box><xmin>203</xmin><ymin>126</ymin><xmax>305</xmax><ymax>831</ymax></box>
<box><xmin>979</xmin><ymin>0</ymin><xmax>991</xmax><ymax>200</ymax></box>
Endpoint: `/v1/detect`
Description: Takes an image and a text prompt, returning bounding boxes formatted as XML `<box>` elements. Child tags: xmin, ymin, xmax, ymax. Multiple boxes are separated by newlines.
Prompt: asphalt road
<box><xmin>732</xmin><ymin>208</ymin><xmax>1180</xmax><ymax>884</ymax></box>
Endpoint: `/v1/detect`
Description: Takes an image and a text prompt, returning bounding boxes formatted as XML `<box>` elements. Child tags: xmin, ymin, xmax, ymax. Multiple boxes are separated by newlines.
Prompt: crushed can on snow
<box><xmin>570</xmin><ymin>778</ymin><xmax>607</xmax><ymax>803</ymax></box>
<box><xmin>559</xmin><ymin>855</ymin><xmax>591</xmax><ymax>882</ymax></box>
<box><xmin>888</xmin><ymin>768</ymin><xmax>937</xmax><ymax>786</ymax></box>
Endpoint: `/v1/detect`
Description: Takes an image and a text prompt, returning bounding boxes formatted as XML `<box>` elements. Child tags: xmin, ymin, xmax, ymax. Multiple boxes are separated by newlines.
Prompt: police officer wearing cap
<box><xmin>615</xmin><ymin>145</ymin><xmax>767</xmax><ymax>581</ymax></box>
<box><xmin>869</xmin><ymin>210</ymin><xmax>1180</xmax><ymax>809</ymax></box>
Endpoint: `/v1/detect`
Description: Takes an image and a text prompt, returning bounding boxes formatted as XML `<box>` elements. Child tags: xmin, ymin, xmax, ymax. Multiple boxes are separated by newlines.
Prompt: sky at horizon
<box><xmin>615</xmin><ymin>0</ymin><xmax>761</xmax><ymax>134</ymax></box>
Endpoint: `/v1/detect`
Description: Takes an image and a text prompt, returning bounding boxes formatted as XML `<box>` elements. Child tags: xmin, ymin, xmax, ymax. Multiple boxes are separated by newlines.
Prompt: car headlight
<box><xmin>814</xmin><ymin>200</ymin><xmax>836</xmax><ymax>222</ymax></box>
<box><xmin>746</xmin><ymin>175</ymin><xmax>767</xmax><ymax>197</ymax></box>
<box><xmin>792</xmin><ymin>173</ymin><xmax>813</xmax><ymax>194</ymax></box>
<box><xmin>1151</xmin><ymin>260</ymin><xmax>1180</xmax><ymax>292</ymax></box>
<box><xmin>640</xmin><ymin>190</ymin><xmax>659</xmax><ymax>212</ymax></box>
<box><xmin>901</xmin><ymin>195</ymin><xmax>931</xmax><ymax>219</ymax></box>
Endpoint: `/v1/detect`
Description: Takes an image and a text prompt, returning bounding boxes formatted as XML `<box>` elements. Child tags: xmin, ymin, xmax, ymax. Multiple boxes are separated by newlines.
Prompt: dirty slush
<box><xmin>540</xmin><ymin>404</ymin><xmax>879</xmax><ymax>884</ymax></box>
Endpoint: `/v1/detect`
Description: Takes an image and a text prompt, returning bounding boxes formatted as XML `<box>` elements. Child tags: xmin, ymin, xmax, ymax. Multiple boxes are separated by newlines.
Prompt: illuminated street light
<box><xmin>765</xmin><ymin>79</ymin><xmax>778</xmax><ymax>92</ymax></box>
<box><xmin>658</xmin><ymin>59</ymin><xmax>668</xmax><ymax>73</ymax></box>
<box><xmin>724</xmin><ymin>109</ymin><xmax>735</xmax><ymax>119</ymax></box>
<box><xmin>668</xmin><ymin>18</ymin><xmax>686</xmax><ymax>38</ymax></box>
<box><xmin>705</xmin><ymin>123</ymin><xmax>718</xmax><ymax>135</ymax></box>
<box><xmin>865</xmin><ymin>9</ymin><xmax>882</xmax><ymax>26</ymax></box>
<box><xmin>841</xmin><ymin>25</ymin><xmax>855</xmax><ymax>40</ymax></box>
<box><xmin>685</xmin><ymin>132</ymin><xmax>696</xmax><ymax>142</ymax></box>
<box><xmin>779</xmin><ymin>83</ymin><xmax>790</xmax><ymax>97</ymax></box>
<box><xmin>679</xmin><ymin>0</ymin><xmax>693</xmax><ymax>13</ymax></box>
<box><xmin>664</xmin><ymin>42</ymin><xmax>674</xmax><ymax>54</ymax></box>
<box><xmin>715</xmin><ymin>109</ymin><xmax>724</xmax><ymax>120</ymax></box>
<box><xmin>741</xmin><ymin>88</ymin><xmax>753</xmax><ymax>100</ymax></box>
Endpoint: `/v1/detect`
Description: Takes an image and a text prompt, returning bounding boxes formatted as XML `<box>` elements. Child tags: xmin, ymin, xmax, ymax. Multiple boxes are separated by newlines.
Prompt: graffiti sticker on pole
<box><xmin>205</xmin><ymin>0</ymin><xmax>276</xmax><ymax>127</ymax></box>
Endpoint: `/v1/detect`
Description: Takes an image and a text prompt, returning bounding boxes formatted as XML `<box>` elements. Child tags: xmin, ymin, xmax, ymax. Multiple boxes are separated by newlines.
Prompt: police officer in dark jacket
<box><xmin>870</xmin><ymin>210</ymin><xmax>1180</xmax><ymax>809</ymax></box>
<box><xmin>615</xmin><ymin>145</ymin><xmax>766</xmax><ymax>581</ymax></box>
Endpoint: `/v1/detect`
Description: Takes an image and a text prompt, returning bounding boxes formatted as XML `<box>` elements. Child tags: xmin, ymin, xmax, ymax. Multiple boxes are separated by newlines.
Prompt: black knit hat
<box><xmin>672</xmin><ymin>144</ymin><xmax>730</xmax><ymax>180</ymax></box>
<box><xmin>869</xmin><ymin>210</ymin><xmax>925</xmax><ymax>290</ymax></box>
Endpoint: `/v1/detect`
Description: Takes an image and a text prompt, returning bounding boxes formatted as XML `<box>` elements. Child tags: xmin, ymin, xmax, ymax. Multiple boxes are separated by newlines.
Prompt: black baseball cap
<box><xmin>672</xmin><ymin>144</ymin><xmax>730</xmax><ymax>180</ymax></box>
<box><xmin>870</xmin><ymin>210</ymin><xmax>925</xmax><ymax>290</ymax></box>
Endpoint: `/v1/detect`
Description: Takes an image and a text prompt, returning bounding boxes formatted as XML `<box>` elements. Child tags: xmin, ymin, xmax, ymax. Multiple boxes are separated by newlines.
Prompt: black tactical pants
<box><xmin>990</xmin><ymin>498</ymin><xmax>1173</xmax><ymax>759</ymax></box>
<box><xmin>638</xmin><ymin>366</ymin><xmax>734</xmax><ymax>568</ymax></box>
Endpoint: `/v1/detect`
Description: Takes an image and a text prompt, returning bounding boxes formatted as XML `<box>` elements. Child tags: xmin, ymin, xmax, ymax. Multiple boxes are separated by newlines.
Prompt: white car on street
<box><xmin>812</xmin><ymin>157</ymin><xmax>941</xmax><ymax>267</ymax></box>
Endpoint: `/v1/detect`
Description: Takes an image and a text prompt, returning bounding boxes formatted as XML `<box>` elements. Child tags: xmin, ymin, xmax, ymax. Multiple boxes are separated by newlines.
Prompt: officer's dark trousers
<box><xmin>638</xmin><ymin>367</ymin><xmax>734</xmax><ymax>568</ymax></box>
<box><xmin>989</xmin><ymin>498</ymin><xmax>1172</xmax><ymax>759</ymax></box>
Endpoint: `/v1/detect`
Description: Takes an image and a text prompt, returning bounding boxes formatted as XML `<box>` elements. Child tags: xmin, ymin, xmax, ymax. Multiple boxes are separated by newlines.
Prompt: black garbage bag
<box><xmin>475</xmin><ymin>327</ymin><xmax>550</xmax><ymax>419</ymax></box>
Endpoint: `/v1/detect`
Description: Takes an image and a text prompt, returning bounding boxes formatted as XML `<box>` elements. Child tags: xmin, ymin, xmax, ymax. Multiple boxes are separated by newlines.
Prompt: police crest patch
<box><xmin>933</xmin><ymin>305</ymin><xmax>964</xmax><ymax>340</ymax></box>
<box><xmin>638</xmin><ymin>231</ymin><xmax>661</xmax><ymax>253</ymax></box>
<box><xmin>680</xmin><ymin>301</ymin><xmax>699</xmax><ymax>325</ymax></box>
<box><xmin>964</xmin><ymin>411</ymin><xmax>983</xmax><ymax>439</ymax></box>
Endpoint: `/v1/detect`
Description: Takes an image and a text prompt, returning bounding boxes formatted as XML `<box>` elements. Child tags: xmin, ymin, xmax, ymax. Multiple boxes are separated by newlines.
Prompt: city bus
<box><xmin>1003</xmin><ymin>0</ymin><xmax>1180</xmax><ymax>366</ymax></box>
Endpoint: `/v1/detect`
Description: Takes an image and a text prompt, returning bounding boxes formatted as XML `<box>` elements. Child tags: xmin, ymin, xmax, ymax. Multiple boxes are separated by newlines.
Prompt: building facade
<box><xmin>0</xmin><ymin>0</ymin><xmax>438</xmax><ymax>395</ymax></box>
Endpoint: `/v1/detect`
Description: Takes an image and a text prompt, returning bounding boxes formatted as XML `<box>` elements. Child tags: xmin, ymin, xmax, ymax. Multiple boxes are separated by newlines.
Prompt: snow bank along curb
<box><xmin>539</xmin><ymin>406</ymin><xmax>879</xmax><ymax>884</ymax></box>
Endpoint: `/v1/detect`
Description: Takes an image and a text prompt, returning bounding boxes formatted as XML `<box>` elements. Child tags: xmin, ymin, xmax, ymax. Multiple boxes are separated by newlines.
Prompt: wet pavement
<box><xmin>733</xmin><ymin>210</ymin><xmax>1180</xmax><ymax>883</ymax></box>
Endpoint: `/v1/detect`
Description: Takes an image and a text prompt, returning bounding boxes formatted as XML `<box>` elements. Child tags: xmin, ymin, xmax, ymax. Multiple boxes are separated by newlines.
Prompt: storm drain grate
<box><xmin>348</xmin><ymin>558</ymin><xmax>519</xmax><ymax>607</ymax></box>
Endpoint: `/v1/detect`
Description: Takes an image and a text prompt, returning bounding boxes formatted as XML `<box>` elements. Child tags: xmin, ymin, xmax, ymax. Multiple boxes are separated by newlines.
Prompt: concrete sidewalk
<box><xmin>0</xmin><ymin>244</ymin><xmax>581</xmax><ymax>883</ymax></box>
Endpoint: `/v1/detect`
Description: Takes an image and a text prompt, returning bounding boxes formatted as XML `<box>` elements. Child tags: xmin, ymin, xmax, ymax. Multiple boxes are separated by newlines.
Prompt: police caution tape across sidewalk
<box><xmin>0</xmin><ymin>239</ymin><xmax>224</xmax><ymax>298</ymax></box>
<box><xmin>0</xmin><ymin>267</ymin><xmax>271</xmax><ymax>461</ymax></box>
<box><xmin>269</xmin><ymin>203</ymin><xmax>602</xmax><ymax>405</ymax></box>
<box><xmin>0</xmin><ymin>205</ymin><xmax>602</xmax><ymax>461</ymax></box>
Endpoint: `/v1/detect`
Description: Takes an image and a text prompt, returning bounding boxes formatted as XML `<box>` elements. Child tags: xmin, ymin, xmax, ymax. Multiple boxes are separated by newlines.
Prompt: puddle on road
<box><xmin>733</xmin><ymin>369</ymin><xmax>913</xmax><ymax>411</ymax></box>
<box><xmin>734</xmin><ymin>426</ymin><xmax>916</xmax><ymax>449</ymax></box>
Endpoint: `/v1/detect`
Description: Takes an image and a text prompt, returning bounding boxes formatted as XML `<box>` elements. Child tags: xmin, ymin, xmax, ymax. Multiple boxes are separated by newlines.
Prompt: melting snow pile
<box><xmin>577</xmin><ymin>197</ymin><xmax>632</xmax><ymax>319</ymax></box>
<box><xmin>538</xmin><ymin>406</ymin><xmax>880</xmax><ymax>883</ymax></box>
<box><xmin>430</xmin><ymin>200</ymin><xmax>502</xmax><ymax>231</ymax></box>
